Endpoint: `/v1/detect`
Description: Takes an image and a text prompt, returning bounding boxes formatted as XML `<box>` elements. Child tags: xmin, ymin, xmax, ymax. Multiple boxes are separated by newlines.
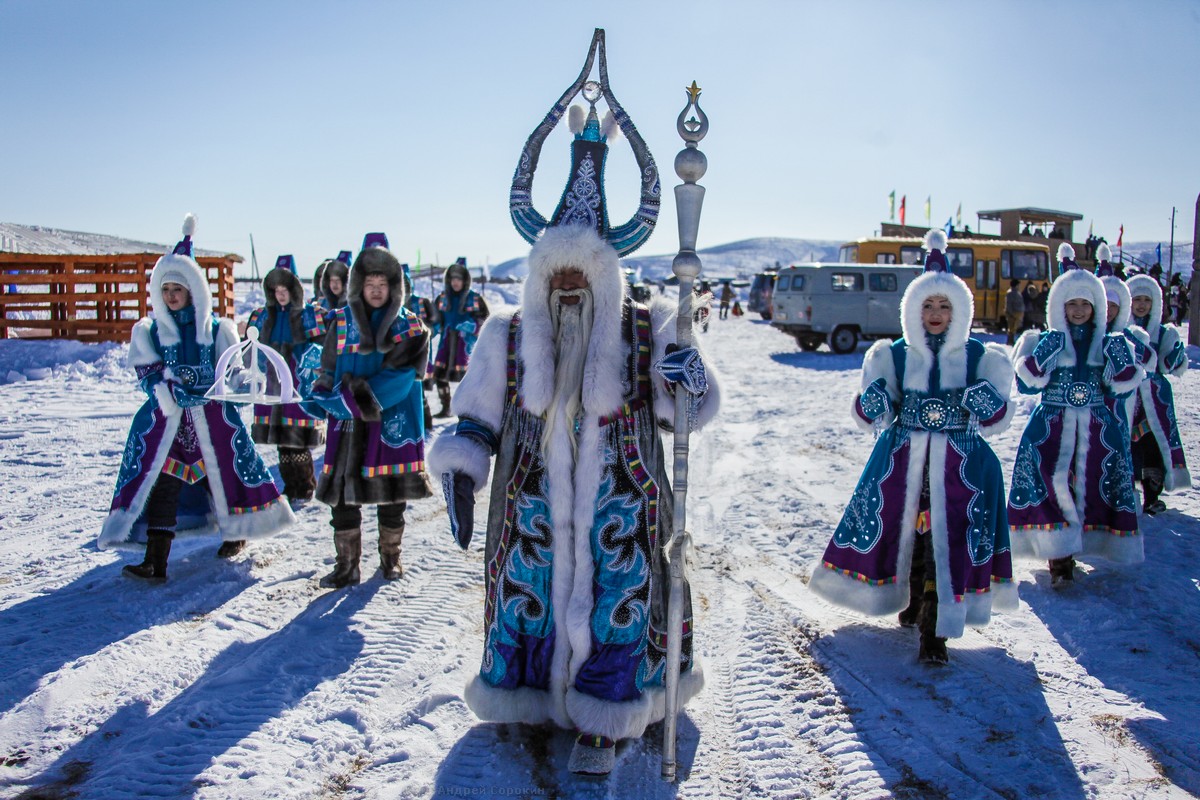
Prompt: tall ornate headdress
<box><xmin>509</xmin><ymin>28</ymin><xmax>660</xmax><ymax>257</ymax></box>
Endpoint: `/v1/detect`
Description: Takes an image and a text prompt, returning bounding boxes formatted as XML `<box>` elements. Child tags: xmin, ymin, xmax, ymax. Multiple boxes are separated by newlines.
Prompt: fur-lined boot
<box><xmin>569</xmin><ymin>734</ymin><xmax>616</xmax><ymax>776</ymax></box>
<box><xmin>378</xmin><ymin>523</ymin><xmax>405</xmax><ymax>580</ymax></box>
<box><xmin>320</xmin><ymin>529</ymin><xmax>362</xmax><ymax>588</ymax></box>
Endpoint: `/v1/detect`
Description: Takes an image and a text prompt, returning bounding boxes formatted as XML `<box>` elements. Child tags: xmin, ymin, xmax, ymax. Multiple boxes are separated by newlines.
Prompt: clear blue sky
<box><xmin>3</xmin><ymin>0</ymin><xmax>1198</xmax><ymax>276</ymax></box>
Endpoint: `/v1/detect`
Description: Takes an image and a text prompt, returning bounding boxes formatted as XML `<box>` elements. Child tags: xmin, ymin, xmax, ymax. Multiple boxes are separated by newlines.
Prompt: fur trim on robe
<box><xmin>428</xmin><ymin>226</ymin><xmax>718</xmax><ymax>740</ymax></box>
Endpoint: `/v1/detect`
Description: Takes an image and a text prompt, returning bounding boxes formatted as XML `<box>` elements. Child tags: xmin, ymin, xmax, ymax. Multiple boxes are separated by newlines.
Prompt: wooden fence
<box><xmin>0</xmin><ymin>253</ymin><xmax>237</xmax><ymax>342</ymax></box>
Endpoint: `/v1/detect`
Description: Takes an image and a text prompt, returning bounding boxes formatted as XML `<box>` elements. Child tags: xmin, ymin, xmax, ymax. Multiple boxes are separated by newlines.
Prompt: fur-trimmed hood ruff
<box><xmin>1047</xmin><ymin>269</ymin><xmax>1107</xmax><ymax>367</ymax></box>
<box><xmin>1100</xmin><ymin>275</ymin><xmax>1132</xmax><ymax>333</ymax></box>
<box><xmin>319</xmin><ymin>258</ymin><xmax>350</xmax><ymax>310</ymax></box>
<box><xmin>518</xmin><ymin>224</ymin><xmax>628</xmax><ymax>416</ymax></box>
<box><xmin>348</xmin><ymin>246</ymin><xmax>408</xmax><ymax>355</ymax></box>
<box><xmin>1126</xmin><ymin>275</ymin><xmax>1165</xmax><ymax>340</ymax></box>
<box><xmin>263</xmin><ymin>266</ymin><xmax>306</xmax><ymax>311</ymax></box>
<box><xmin>897</xmin><ymin>270</ymin><xmax>975</xmax><ymax>391</ymax></box>
<box><xmin>444</xmin><ymin>261</ymin><xmax>473</xmax><ymax>293</ymax></box>
<box><xmin>149</xmin><ymin>214</ymin><xmax>214</xmax><ymax>347</ymax></box>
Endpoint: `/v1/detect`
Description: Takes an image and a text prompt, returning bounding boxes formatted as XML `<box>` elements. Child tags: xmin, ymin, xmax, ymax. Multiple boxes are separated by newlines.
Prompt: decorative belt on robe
<box><xmin>898</xmin><ymin>390</ymin><xmax>969</xmax><ymax>432</ymax></box>
<box><xmin>1042</xmin><ymin>368</ymin><xmax>1104</xmax><ymax>408</ymax></box>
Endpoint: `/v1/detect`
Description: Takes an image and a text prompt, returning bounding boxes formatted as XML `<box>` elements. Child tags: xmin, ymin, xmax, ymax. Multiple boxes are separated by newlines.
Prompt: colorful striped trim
<box><xmin>361</xmin><ymin>462</ymin><xmax>425</xmax><ymax>478</ymax></box>
<box><xmin>161</xmin><ymin>458</ymin><xmax>207</xmax><ymax>485</ymax></box>
<box><xmin>821</xmin><ymin>561</ymin><xmax>896</xmax><ymax>585</ymax></box>
<box><xmin>335</xmin><ymin>311</ymin><xmax>349</xmax><ymax>353</ymax></box>
<box><xmin>633</xmin><ymin>304</ymin><xmax>652</xmax><ymax>400</ymax></box>
<box><xmin>252</xmin><ymin>417</ymin><xmax>319</xmax><ymax>429</ymax></box>
<box><xmin>915</xmin><ymin>509</ymin><xmax>931</xmax><ymax>534</ymax></box>
<box><xmin>230</xmin><ymin>497</ymin><xmax>284</xmax><ymax>515</ymax></box>
<box><xmin>575</xmin><ymin>733</ymin><xmax>615</xmax><ymax>749</ymax></box>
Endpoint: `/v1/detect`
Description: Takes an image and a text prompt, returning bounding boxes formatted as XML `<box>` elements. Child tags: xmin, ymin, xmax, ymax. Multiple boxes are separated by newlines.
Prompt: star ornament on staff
<box><xmin>205</xmin><ymin>326</ymin><xmax>297</xmax><ymax>405</ymax></box>
<box><xmin>661</xmin><ymin>77</ymin><xmax>709</xmax><ymax>784</ymax></box>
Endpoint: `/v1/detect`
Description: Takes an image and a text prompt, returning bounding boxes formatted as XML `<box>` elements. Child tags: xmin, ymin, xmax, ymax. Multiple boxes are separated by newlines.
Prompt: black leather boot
<box><xmin>124</xmin><ymin>529</ymin><xmax>173</xmax><ymax>582</ymax></box>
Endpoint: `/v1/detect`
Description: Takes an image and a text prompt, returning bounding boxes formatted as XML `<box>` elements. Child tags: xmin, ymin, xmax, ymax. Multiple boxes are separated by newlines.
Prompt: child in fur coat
<box><xmin>809</xmin><ymin>231</ymin><xmax>1018</xmax><ymax>665</ymax></box>
<box><xmin>1008</xmin><ymin>245</ymin><xmax>1144</xmax><ymax>585</ymax></box>
<box><xmin>100</xmin><ymin>216</ymin><xmax>295</xmax><ymax>581</ymax></box>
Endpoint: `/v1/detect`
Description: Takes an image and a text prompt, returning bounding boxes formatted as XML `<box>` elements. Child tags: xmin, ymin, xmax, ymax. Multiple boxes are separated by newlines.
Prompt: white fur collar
<box><xmin>898</xmin><ymin>271</ymin><xmax>974</xmax><ymax>391</ymax></box>
<box><xmin>1047</xmin><ymin>269</ymin><xmax>1107</xmax><ymax>367</ymax></box>
<box><xmin>1126</xmin><ymin>275</ymin><xmax>1163</xmax><ymax>342</ymax></box>
<box><xmin>149</xmin><ymin>252</ymin><xmax>214</xmax><ymax>347</ymax></box>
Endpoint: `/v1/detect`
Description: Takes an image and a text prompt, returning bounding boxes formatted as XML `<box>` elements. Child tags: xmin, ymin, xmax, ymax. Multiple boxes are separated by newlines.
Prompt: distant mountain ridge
<box><xmin>491</xmin><ymin>236</ymin><xmax>845</xmax><ymax>281</ymax></box>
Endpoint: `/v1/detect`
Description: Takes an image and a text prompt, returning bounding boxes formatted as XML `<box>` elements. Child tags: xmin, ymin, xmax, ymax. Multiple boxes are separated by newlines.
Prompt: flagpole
<box><xmin>661</xmin><ymin>79</ymin><xmax>708</xmax><ymax>784</ymax></box>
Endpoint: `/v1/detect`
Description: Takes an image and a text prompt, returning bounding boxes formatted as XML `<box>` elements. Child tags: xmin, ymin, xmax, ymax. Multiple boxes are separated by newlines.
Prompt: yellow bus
<box><xmin>837</xmin><ymin>236</ymin><xmax>1053</xmax><ymax>330</ymax></box>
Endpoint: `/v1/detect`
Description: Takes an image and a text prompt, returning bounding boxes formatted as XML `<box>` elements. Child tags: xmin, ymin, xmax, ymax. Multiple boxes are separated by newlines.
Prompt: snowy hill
<box><xmin>490</xmin><ymin>236</ymin><xmax>844</xmax><ymax>281</ymax></box>
<box><xmin>0</xmin><ymin>222</ymin><xmax>232</xmax><ymax>258</ymax></box>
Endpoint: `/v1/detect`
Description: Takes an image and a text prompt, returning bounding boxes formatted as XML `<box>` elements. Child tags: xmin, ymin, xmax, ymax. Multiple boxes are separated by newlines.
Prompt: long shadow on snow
<box><xmin>816</xmin><ymin>623</ymin><xmax>1087</xmax><ymax>800</ymax></box>
<box><xmin>431</xmin><ymin>716</ymin><xmax>700</xmax><ymax>799</ymax></box>
<box><xmin>0</xmin><ymin>544</ymin><xmax>255</xmax><ymax>717</ymax></box>
<box><xmin>16</xmin><ymin>584</ymin><xmax>375</xmax><ymax>799</ymax></box>
<box><xmin>1022</xmin><ymin>517</ymin><xmax>1200</xmax><ymax>795</ymax></box>
<box><xmin>769</xmin><ymin>349</ymin><xmax>866</xmax><ymax>373</ymax></box>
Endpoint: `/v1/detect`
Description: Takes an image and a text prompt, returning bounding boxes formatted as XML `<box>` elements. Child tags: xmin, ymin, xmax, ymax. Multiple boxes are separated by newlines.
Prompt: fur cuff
<box><xmin>1012</xmin><ymin>330</ymin><xmax>1051</xmax><ymax>390</ymax></box>
<box><xmin>1081</xmin><ymin>529</ymin><xmax>1144</xmax><ymax>565</ymax></box>
<box><xmin>220</xmin><ymin>498</ymin><xmax>296</xmax><ymax>540</ymax></box>
<box><xmin>154</xmin><ymin>382</ymin><xmax>181</xmax><ymax>416</ymax></box>
<box><xmin>347</xmin><ymin>376</ymin><xmax>382</xmax><ymax>422</ymax></box>
<box><xmin>1168</xmin><ymin>465</ymin><xmax>1192</xmax><ymax>492</ymax></box>
<box><xmin>564</xmin><ymin>665</ymin><xmax>704</xmax><ymax>741</ymax></box>
<box><xmin>976</xmin><ymin>345</ymin><xmax>1016</xmax><ymax>436</ymax></box>
<box><xmin>427</xmin><ymin>432</ymin><xmax>493</xmax><ymax>491</ymax></box>
<box><xmin>464</xmin><ymin>675</ymin><xmax>554</xmax><ymax>725</ymax></box>
<box><xmin>1009</xmin><ymin>525</ymin><xmax>1081</xmax><ymax>561</ymax></box>
<box><xmin>807</xmin><ymin>560</ymin><xmax>909</xmax><ymax>616</ymax></box>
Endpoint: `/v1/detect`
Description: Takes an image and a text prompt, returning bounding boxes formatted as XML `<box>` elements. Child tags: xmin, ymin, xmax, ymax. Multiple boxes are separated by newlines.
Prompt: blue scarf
<box><xmin>269</xmin><ymin>303</ymin><xmax>293</xmax><ymax>345</ymax></box>
<box><xmin>926</xmin><ymin>331</ymin><xmax>946</xmax><ymax>393</ymax></box>
<box><xmin>169</xmin><ymin>305</ymin><xmax>200</xmax><ymax>365</ymax></box>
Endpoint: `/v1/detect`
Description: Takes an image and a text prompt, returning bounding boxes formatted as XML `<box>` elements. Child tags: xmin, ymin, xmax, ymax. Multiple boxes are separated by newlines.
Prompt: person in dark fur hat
<box><xmin>314</xmin><ymin>251</ymin><xmax>351</xmax><ymax>325</ymax></box>
<box><xmin>430</xmin><ymin>258</ymin><xmax>489</xmax><ymax>417</ymax></box>
<box><xmin>244</xmin><ymin>255</ymin><xmax>328</xmax><ymax>520</ymax></box>
<box><xmin>303</xmin><ymin>236</ymin><xmax>432</xmax><ymax>587</ymax></box>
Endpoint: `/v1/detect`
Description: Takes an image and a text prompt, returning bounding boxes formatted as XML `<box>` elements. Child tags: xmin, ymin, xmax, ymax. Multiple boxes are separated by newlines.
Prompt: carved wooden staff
<box><xmin>662</xmin><ymin>80</ymin><xmax>708</xmax><ymax>783</ymax></box>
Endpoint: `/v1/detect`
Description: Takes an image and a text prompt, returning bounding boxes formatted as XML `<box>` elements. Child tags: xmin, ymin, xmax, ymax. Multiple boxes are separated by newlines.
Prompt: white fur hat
<box><xmin>149</xmin><ymin>214</ymin><xmax>214</xmax><ymax>346</ymax></box>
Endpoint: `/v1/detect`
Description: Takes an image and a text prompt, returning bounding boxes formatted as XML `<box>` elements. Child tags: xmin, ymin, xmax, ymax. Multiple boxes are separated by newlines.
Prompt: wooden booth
<box><xmin>0</xmin><ymin>253</ymin><xmax>239</xmax><ymax>342</ymax></box>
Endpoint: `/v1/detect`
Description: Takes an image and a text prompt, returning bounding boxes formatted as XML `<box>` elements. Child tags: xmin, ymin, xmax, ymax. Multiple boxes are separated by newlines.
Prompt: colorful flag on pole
<box><xmin>899</xmin><ymin>195</ymin><xmax>906</xmax><ymax>226</ymax></box>
<box><xmin>944</xmin><ymin>217</ymin><xmax>954</xmax><ymax>238</ymax></box>
<box><xmin>956</xmin><ymin>203</ymin><xmax>962</xmax><ymax>229</ymax></box>
<box><xmin>1156</xmin><ymin>243</ymin><xmax>1162</xmax><ymax>265</ymax></box>
<box><xmin>1117</xmin><ymin>225</ymin><xmax>1124</xmax><ymax>248</ymax></box>
<box><xmin>888</xmin><ymin>191</ymin><xmax>896</xmax><ymax>221</ymax></box>
<box><xmin>924</xmin><ymin>196</ymin><xmax>931</xmax><ymax>224</ymax></box>
<box><xmin>1088</xmin><ymin>220</ymin><xmax>1093</xmax><ymax>238</ymax></box>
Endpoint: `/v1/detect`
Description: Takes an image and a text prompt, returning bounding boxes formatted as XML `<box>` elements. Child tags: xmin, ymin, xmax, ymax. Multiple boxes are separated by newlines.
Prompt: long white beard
<box><xmin>542</xmin><ymin>288</ymin><xmax>594</xmax><ymax>460</ymax></box>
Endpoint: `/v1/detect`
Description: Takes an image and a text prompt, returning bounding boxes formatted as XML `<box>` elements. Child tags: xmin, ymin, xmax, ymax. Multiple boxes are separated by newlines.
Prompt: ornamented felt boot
<box><xmin>569</xmin><ymin>733</ymin><xmax>616</xmax><ymax>777</ymax></box>
<box><xmin>319</xmin><ymin>529</ymin><xmax>362</xmax><ymax>588</ymax></box>
<box><xmin>378</xmin><ymin>524</ymin><xmax>405</xmax><ymax>580</ymax></box>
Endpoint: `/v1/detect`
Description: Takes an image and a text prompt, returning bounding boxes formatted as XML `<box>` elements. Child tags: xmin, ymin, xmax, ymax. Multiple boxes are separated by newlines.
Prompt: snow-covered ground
<box><xmin>1</xmin><ymin>288</ymin><xmax>1199</xmax><ymax>799</ymax></box>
